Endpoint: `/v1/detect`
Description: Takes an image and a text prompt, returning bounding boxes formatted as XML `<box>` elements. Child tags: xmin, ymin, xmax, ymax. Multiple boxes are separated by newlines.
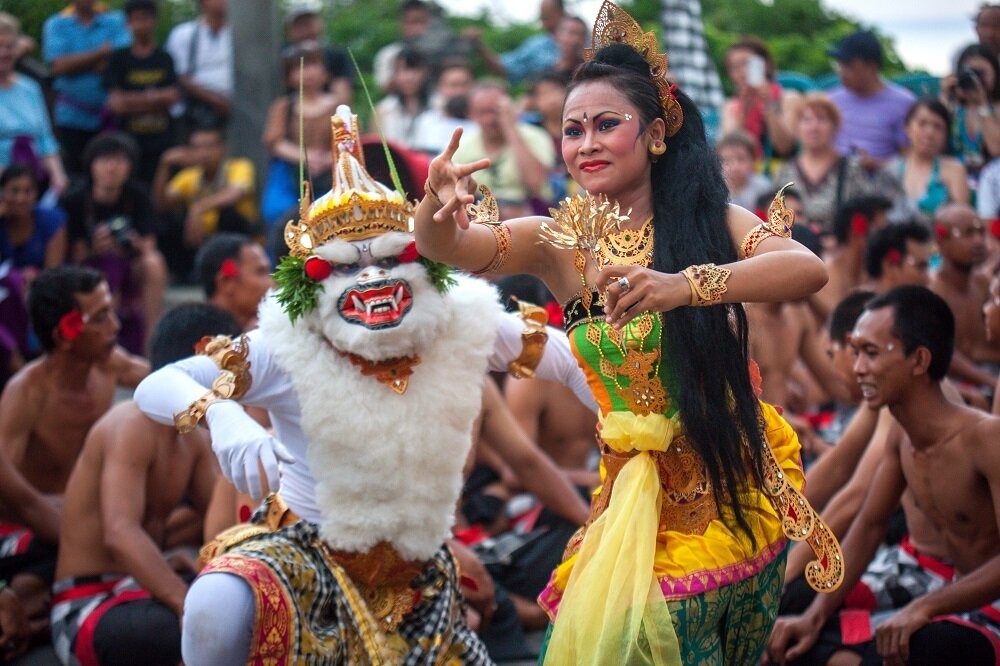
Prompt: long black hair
<box><xmin>569</xmin><ymin>44</ymin><xmax>768</xmax><ymax>544</ymax></box>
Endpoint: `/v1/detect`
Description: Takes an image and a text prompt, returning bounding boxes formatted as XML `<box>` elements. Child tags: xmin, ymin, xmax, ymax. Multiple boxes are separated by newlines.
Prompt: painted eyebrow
<box><xmin>562</xmin><ymin>110</ymin><xmax>624</xmax><ymax>124</ymax></box>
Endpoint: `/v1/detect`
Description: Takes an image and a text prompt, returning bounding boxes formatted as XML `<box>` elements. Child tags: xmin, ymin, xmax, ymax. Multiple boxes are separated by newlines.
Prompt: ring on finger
<box><xmin>617</xmin><ymin>276</ymin><xmax>631</xmax><ymax>292</ymax></box>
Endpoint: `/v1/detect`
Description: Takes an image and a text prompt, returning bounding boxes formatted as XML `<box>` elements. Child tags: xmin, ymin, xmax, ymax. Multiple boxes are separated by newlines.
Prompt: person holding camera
<box><xmin>942</xmin><ymin>43</ymin><xmax>1000</xmax><ymax>181</ymax></box>
<box><xmin>721</xmin><ymin>36</ymin><xmax>798</xmax><ymax>171</ymax></box>
<box><xmin>60</xmin><ymin>132</ymin><xmax>168</xmax><ymax>355</ymax></box>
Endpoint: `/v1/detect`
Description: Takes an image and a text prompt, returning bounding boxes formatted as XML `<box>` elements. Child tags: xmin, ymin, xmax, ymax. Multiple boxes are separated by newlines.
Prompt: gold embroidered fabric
<box><xmin>584</xmin><ymin>435</ymin><xmax>718</xmax><ymax>539</ymax></box>
<box><xmin>761</xmin><ymin>444</ymin><xmax>845</xmax><ymax>592</ymax></box>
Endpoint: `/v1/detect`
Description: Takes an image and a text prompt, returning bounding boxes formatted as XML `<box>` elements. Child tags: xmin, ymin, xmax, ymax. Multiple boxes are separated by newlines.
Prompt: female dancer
<box><xmin>415</xmin><ymin>3</ymin><xmax>840</xmax><ymax>663</ymax></box>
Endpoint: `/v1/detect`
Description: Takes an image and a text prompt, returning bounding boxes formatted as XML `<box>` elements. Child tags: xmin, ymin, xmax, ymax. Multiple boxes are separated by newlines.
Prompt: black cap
<box><xmin>827</xmin><ymin>30</ymin><xmax>882</xmax><ymax>66</ymax></box>
<box><xmin>124</xmin><ymin>0</ymin><xmax>158</xmax><ymax>15</ymax></box>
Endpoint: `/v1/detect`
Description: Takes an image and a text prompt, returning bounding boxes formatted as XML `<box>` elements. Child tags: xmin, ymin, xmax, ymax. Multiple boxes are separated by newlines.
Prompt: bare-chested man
<box><xmin>930</xmin><ymin>204</ymin><xmax>999</xmax><ymax>392</ymax></box>
<box><xmin>504</xmin><ymin>376</ymin><xmax>598</xmax><ymax>489</ymax></box>
<box><xmin>986</xmin><ymin>267</ymin><xmax>1000</xmax><ymax>414</ymax></box>
<box><xmin>810</xmin><ymin>196</ymin><xmax>891</xmax><ymax>324</ymax></box>
<box><xmin>194</xmin><ymin>232</ymin><xmax>274</xmax><ymax>331</ymax></box>
<box><xmin>50</xmin><ymin>303</ymin><xmax>234</xmax><ymax>666</ymax></box>
<box><xmin>0</xmin><ymin>267</ymin><xmax>147</xmax><ymax>570</ymax></box>
<box><xmin>863</xmin><ymin>222</ymin><xmax>932</xmax><ymax>294</ymax></box>
<box><xmin>766</xmin><ymin>286</ymin><xmax>1000</xmax><ymax>666</ymax></box>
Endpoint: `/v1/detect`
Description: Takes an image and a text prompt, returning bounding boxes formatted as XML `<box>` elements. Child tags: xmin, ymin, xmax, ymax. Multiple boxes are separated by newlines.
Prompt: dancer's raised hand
<box><xmin>425</xmin><ymin>127</ymin><xmax>491</xmax><ymax>229</ymax></box>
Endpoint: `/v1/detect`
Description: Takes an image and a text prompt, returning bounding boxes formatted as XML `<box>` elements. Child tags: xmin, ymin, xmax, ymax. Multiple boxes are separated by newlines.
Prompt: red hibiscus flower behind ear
<box><xmin>990</xmin><ymin>218</ymin><xmax>1000</xmax><ymax>240</ymax></box>
<box><xmin>398</xmin><ymin>241</ymin><xmax>420</xmax><ymax>263</ymax></box>
<box><xmin>886</xmin><ymin>248</ymin><xmax>902</xmax><ymax>265</ymax></box>
<box><xmin>219</xmin><ymin>258</ymin><xmax>240</xmax><ymax>279</ymax></box>
<box><xmin>850</xmin><ymin>213</ymin><xmax>868</xmax><ymax>237</ymax></box>
<box><xmin>304</xmin><ymin>256</ymin><xmax>332</xmax><ymax>281</ymax></box>
<box><xmin>934</xmin><ymin>224</ymin><xmax>950</xmax><ymax>241</ymax></box>
<box><xmin>58</xmin><ymin>309</ymin><xmax>84</xmax><ymax>341</ymax></box>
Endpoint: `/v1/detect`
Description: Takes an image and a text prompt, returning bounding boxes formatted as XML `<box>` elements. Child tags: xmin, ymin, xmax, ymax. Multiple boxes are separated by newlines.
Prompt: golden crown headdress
<box><xmin>584</xmin><ymin>0</ymin><xmax>683</xmax><ymax>136</ymax></box>
<box><xmin>283</xmin><ymin>105</ymin><xmax>415</xmax><ymax>259</ymax></box>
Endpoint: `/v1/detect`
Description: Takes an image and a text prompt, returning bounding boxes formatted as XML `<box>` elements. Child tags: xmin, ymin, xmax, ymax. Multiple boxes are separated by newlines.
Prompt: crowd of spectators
<box><xmin>0</xmin><ymin>0</ymin><xmax>999</xmax><ymax>664</ymax></box>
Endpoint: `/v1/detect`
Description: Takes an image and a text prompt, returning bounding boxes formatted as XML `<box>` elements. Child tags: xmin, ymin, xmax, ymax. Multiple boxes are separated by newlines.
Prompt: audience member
<box><xmin>375</xmin><ymin>48</ymin><xmax>436</xmax><ymax>151</ymax></box>
<box><xmin>261</xmin><ymin>43</ymin><xmax>336</xmax><ymax>230</ymax></box>
<box><xmin>465</xmin><ymin>0</ymin><xmax>565</xmax><ymax>86</ymax></box>
<box><xmin>864</xmin><ymin>222</ymin><xmax>933</xmax><ymax>292</ymax></box>
<box><xmin>373</xmin><ymin>0</ymin><xmax>465</xmax><ymax>94</ymax></box>
<box><xmin>523</xmin><ymin>72</ymin><xmax>574</xmax><ymax>202</ymax></box>
<box><xmin>453</xmin><ymin>81</ymin><xmax>554</xmax><ymax>218</ymax></box>
<box><xmin>772</xmin><ymin>94</ymin><xmax>902</xmax><ymax>234</ymax></box>
<box><xmin>61</xmin><ymin>132</ymin><xmax>168</xmax><ymax>354</ymax></box>
<box><xmin>51</xmin><ymin>303</ymin><xmax>235</xmax><ymax>666</ymax></box>
<box><xmin>976</xmin><ymin>3</ymin><xmax>1000</xmax><ymax>56</ymax></box>
<box><xmin>0</xmin><ymin>165</ymin><xmax>67</xmax><ymax>279</ymax></box>
<box><xmin>42</xmin><ymin>0</ymin><xmax>131</xmax><ymax>178</ymax></box>
<box><xmin>504</xmin><ymin>375</ymin><xmax>599</xmax><ymax>492</ymax></box>
<box><xmin>767</xmin><ymin>286</ymin><xmax>1000</xmax><ymax>666</ymax></box>
<box><xmin>103</xmin><ymin>0</ymin><xmax>180</xmax><ymax>187</ymax></box>
<box><xmin>885</xmin><ymin>97</ymin><xmax>970</xmax><ymax>223</ymax></box>
<box><xmin>717</xmin><ymin>130</ymin><xmax>773</xmax><ymax>210</ymax></box>
<box><xmin>193</xmin><ymin>233</ymin><xmax>273</xmax><ymax>331</ymax></box>
<box><xmin>827</xmin><ymin>30</ymin><xmax>916</xmax><ymax>166</ymax></box>
<box><xmin>942</xmin><ymin>43</ymin><xmax>1000</xmax><ymax>178</ymax></box>
<box><xmin>976</xmin><ymin>155</ymin><xmax>1000</xmax><ymax>218</ymax></box>
<box><xmin>165</xmin><ymin>0</ymin><xmax>233</xmax><ymax>136</ymax></box>
<box><xmin>153</xmin><ymin>125</ymin><xmax>258</xmax><ymax>279</ymax></box>
<box><xmin>0</xmin><ymin>266</ymin><xmax>148</xmax><ymax>637</ymax></box>
<box><xmin>721</xmin><ymin>36</ymin><xmax>797</xmax><ymax>164</ymax></box>
<box><xmin>552</xmin><ymin>15</ymin><xmax>586</xmax><ymax>78</ymax></box>
<box><xmin>810</xmin><ymin>196</ymin><xmax>892</xmax><ymax>322</ymax></box>
<box><xmin>283</xmin><ymin>0</ymin><xmax>353</xmax><ymax>106</ymax></box>
<box><xmin>929</xmin><ymin>203</ymin><xmax>999</xmax><ymax>385</ymax></box>
<box><xmin>0</xmin><ymin>264</ymin><xmax>31</xmax><ymax>389</ymax></box>
<box><xmin>985</xmin><ymin>264</ymin><xmax>1000</xmax><ymax>412</ymax></box>
<box><xmin>0</xmin><ymin>12</ymin><xmax>68</xmax><ymax>198</ymax></box>
<box><xmin>413</xmin><ymin>58</ymin><xmax>477</xmax><ymax>155</ymax></box>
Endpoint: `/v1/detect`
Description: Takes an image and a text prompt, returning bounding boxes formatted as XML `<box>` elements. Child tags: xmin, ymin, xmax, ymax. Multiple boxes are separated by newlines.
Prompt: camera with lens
<box><xmin>105</xmin><ymin>216</ymin><xmax>137</xmax><ymax>256</ymax></box>
<box><xmin>957</xmin><ymin>67</ymin><xmax>982</xmax><ymax>92</ymax></box>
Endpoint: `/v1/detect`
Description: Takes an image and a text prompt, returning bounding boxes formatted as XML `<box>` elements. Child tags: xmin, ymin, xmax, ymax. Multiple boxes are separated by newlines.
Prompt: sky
<box><xmin>436</xmin><ymin>0</ymin><xmax>982</xmax><ymax>76</ymax></box>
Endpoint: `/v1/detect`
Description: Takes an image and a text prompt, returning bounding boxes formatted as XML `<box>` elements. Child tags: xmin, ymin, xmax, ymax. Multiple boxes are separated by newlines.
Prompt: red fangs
<box><xmin>338</xmin><ymin>280</ymin><xmax>413</xmax><ymax>329</ymax></box>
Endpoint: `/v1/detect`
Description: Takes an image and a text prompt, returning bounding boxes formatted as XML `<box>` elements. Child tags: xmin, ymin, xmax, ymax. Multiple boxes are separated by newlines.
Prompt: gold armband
<box><xmin>508</xmin><ymin>299</ymin><xmax>549</xmax><ymax>379</ymax></box>
<box><xmin>173</xmin><ymin>335</ymin><xmax>253</xmax><ymax>434</ymax></box>
<box><xmin>741</xmin><ymin>183</ymin><xmax>796</xmax><ymax>259</ymax></box>
<box><xmin>681</xmin><ymin>263</ymin><xmax>732</xmax><ymax>306</ymax></box>
<box><xmin>465</xmin><ymin>185</ymin><xmax>511</xmax><ymax>275</ymax></box>
<box><xmin>739</xmin><ymin>224</ymin><xmax>779</xmax><ymax>260</ymax></box>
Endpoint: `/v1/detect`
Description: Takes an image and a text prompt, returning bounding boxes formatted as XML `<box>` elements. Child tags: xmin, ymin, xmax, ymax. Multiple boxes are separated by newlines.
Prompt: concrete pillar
<box><xmin>229</xmin><ymin>0</ymin><xmax>282</xmax><ymax>181</ymax></box>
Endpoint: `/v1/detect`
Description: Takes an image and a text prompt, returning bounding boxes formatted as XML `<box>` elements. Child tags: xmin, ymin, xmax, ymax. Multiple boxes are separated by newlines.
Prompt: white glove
<box><xmin>204</xmin><ymin>400</ymin><xmax>295</xmax><ymax>498</ymax></box>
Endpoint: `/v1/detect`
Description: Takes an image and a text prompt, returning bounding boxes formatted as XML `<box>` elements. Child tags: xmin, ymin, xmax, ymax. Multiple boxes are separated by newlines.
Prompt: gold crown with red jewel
<box><xmin>284</xmin><ymin>106</ymin><xmax>414</xmax><ymax>259</ymax></box>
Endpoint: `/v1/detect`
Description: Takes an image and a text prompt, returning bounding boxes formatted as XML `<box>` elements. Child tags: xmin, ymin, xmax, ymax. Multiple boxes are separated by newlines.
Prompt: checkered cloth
<box><xmin>660</xmin><ymin>0</ymin><xmax>724</xmax><ymax>115</ymax></box>
<box><xmin>202</xmin><ymin>517</ymin><xmax>493</xmax><ymax>665</ymax></box>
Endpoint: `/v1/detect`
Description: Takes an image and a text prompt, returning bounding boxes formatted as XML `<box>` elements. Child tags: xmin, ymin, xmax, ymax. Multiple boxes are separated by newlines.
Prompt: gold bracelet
<box><xmin>681</xmin><ymin>263</ymin><xmax>732</xmax><ymax>306</ymax></box>
<box><xmin>739</xmin><ymin>224</ymin><xmax>778</xmax><ymax>259</ymax></box>
<box><xmin>172</xmin><ymin>335</ymin><xmax>253</xmax><ymax>434</ymax></box>
<box><xmin>507</xmin><ymin>298</ymin><xmax>549</xmax><ymax>379</ymax></box>
<box><xmin>472</xmin><ymin>222</ymin><xmax>512</xmax><ymax>274</ymax></box>
<box><xmin>423</xmin><ymin>178</ymin><xmax>443</xmax><ymax>208</ymax></box>
<box><xmin>173</xmin><ymin>370</ymin><xmax>238</xmax><ymax>434</ymax></box>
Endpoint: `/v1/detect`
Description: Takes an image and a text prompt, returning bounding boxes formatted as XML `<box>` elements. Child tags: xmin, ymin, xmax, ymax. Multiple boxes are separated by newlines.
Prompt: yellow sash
<box><xmin>544</xmin><ymin>411</ymin><xmax>681</xmax><ymax>666</ymax></box>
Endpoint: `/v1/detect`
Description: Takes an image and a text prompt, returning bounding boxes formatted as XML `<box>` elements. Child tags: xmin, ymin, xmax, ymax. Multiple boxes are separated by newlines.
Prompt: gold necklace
<box><xmin>597</xmin><ymin>217</ymin><xmax>655</xmax><ymax>267</ymax></box>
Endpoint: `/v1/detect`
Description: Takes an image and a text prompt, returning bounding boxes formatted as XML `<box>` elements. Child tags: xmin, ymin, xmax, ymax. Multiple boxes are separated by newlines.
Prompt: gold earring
<box><xmin>649</xmin><ymin>140</ymin><xmax>666</xmax><ymax>156</ymax></box>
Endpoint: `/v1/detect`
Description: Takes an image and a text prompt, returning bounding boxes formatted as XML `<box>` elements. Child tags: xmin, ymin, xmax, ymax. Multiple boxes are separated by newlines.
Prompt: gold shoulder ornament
<box><xmin>739</xmin><ymin>182</ymin><xmax>796</xmax><ymax>260</ymax></box>
<box><xmin>173</xmin><ymin>335</ymin><xmax>253</xmax><ymax>434</ymax></box>
<box><xmin>507</xmin><ymin>298</ymin><xmax>550</xmax><ymax>379</ymax></box>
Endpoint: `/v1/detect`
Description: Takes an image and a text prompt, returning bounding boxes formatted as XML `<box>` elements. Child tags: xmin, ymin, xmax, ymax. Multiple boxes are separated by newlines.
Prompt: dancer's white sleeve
<box><xmin>488</xmin><ymin>313</ymin><xmax>597</xmax><ymax>413</ymax></box>
<box><xmin>133</xmin><ymin>342</ymin><xmax>293</xmax><ymax>498</ymax></box>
